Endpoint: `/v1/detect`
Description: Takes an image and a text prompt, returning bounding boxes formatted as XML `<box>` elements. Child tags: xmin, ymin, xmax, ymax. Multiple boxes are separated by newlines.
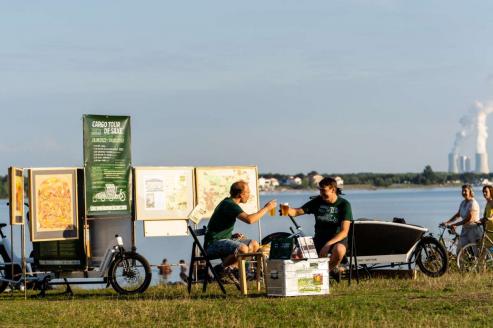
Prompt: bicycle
<box><xmin>437</xmin><ymin>223</ymin><xmax>460</xmax><ymax>269</ymax></box>
<box><xmin>456</xmin><ymin>222</ymin><xmax>493</xmax><ymax>272</ymax></box>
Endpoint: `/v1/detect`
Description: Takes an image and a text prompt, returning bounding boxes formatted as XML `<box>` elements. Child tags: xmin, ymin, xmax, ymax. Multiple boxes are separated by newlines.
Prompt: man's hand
<box><xmin>264</xmin><ymin>199</ymin><xmax>277</xmax><ymax>212</ymax></box>
<box><xmin>319</xmin><ymin>243</ymin><xmax>332</xmax><ymax>258</ymax></box>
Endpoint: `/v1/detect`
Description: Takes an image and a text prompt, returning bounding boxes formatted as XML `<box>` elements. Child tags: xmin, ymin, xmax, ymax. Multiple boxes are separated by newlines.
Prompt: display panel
<box><xmin>134</xmin><ymin>167</ymin><xmax>195</xmax><ymax>220</ymax></box>
<box><xmin>195</xmin><ymin>166</ymin><xmax>259</xmax><ymax>218</ymax></box>
<box><xmin>9</xmin><ymin>167</ymin><xmax>24</xmax><ymax>225</ymax></box>
<box><xmin>29</xmin><ymin>168</ymin><xmax>79</xmax><ymax>242</ymax></box>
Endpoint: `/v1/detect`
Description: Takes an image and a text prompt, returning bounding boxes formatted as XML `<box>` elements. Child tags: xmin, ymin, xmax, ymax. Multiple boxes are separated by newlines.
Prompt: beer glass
<box><xmin>281</xmin><ymin>203</ymin><xmax>289</xmax><ymax>216</ymax></box>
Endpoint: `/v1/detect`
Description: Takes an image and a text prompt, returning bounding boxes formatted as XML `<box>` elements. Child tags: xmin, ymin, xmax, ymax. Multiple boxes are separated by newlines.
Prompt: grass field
<box><xmin>1</xmin><ymin>272</ymin><xmax>492</xmax><ymax>327</ymax></box>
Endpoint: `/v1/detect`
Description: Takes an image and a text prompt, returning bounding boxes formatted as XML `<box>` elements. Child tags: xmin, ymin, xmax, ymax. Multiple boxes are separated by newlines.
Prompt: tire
<box><xmin>457</xmin><ymin>244</ymin><xmax>493</xmax><ymax>273</ymax></box>
<box><xmin>109</xmin><ymin>252</ymin><xmax>152</xmax><ymax>295</ymax></box>
<box><xmin>0</xmin><ymin>253</ymin><xmax>9</xmax><ymax>293</ymax></box>
<box><xmin>414</xmin><ymin>236</ymin><xmax>448</xmax><ymax>277</ymax></box>
<box><xmin>261</xmin><ymin>232</ymin><xmax>291</xmax><ymax>245</ymax></box>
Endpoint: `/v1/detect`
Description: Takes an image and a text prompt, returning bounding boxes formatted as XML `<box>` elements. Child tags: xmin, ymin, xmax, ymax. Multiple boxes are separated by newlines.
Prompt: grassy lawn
<box><xmin>1</xmin><ymin>272</ymin><xmax>492</xmax><ymax>327</ymax></box>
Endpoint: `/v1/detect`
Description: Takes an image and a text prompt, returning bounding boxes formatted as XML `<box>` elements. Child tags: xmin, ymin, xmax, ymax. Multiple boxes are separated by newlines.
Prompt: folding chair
<box><xmin>187</xmin><ymin>225</ymin><xmax>226</xmax><ymax>294</ymax></box>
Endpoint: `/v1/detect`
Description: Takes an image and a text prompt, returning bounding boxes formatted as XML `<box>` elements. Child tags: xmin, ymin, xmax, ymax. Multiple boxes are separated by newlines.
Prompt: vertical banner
<box><xmin>9</xmin><ymin>167</ymin><xmax>24</xmax><ymax>225</ymax></box>
<box><xmin>83</xmin><ymin>115</ymin><xmax>132</xmax><ymax>217</ymax></box>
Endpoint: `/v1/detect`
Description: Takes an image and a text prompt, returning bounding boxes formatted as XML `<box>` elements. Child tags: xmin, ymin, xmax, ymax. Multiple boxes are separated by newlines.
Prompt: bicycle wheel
<box><xmin>457</xmin><ymin>243</ymin><xmax>479</xmax><ymax>272</ymax></box>
<box><xmin>109</xmin><ymin>252</ymin><xmax>152</xmax><ymax>295</ymax></box>
<box><xmin>414</xmin><ymin>236</ymin><xmax>448</xmax><ymax>277</ymax></box>
<box><xmin>438</xmin><ymin>237</ymin><xmax>458</xmax><ymax>271</ymax></box>
<box><xmin>0</xmin><ymin>252</ymin><xmax>9</xmax><ymax>293</ymax></box>
<box><xmin>457</xmin><ymin>244</ymin><xmax>493</xmax><ymax>273</ymax></box>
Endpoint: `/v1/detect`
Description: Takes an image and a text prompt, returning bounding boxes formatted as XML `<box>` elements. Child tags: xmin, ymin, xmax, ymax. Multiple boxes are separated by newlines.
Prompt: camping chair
<box><xmin>187</xmin><ymin>225</ymin><xmax>226</xmax><ymax>294</ymax></box>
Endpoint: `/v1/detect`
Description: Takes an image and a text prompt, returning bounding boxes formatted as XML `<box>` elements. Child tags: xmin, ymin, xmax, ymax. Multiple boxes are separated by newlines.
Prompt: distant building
<box><xmin>258</xmin><ymin>177</ymin><xmax>280</xmax><ymax>191</ymax></box>
<box><xmin>285</xmin><ymin>176</ymin><xmax>302</xmax><ymax>186</ymax></box>
<box><xmin>310</xmin><ymin>174</ymin><xmax>324</xmax><ymax>187</ymax></box>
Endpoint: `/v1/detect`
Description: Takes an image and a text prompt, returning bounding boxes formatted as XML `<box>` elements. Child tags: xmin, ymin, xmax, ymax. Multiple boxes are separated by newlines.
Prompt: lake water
<box><xmin>0</xmin><ymin>187</ymin><xmax>482</xmax><ymax>286</ymax></box>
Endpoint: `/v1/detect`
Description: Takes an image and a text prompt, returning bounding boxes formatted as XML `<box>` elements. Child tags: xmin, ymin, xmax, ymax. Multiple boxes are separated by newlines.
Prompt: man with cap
<box><xmin>282</xmin><ymin>177</ymin><xmax>353</xmax><ymax>276</ymax></box>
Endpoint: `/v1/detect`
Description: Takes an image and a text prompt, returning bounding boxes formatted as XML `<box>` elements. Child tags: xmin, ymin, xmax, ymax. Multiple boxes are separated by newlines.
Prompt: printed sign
<box><xmin>134</xmin><ymin>167</ymin><xmax>195</xmax><ymax>220</ymax></box>
<box><xmin>83</xmin><ymin>115</ymin><xmax>132</xmax><ymax>217</ymax></box>
<box><xmin>28</xmin><ymin>168</ymin><xmax>79</xmax><ymax>242</ymax></box>
<box><xmin>9</xmin><ymin>167</ymin><xmax>24</xmax><ymax>225</ymax></box>
<box><xmin>195</xmin><ymin>166</ymin><xmax>259</xmax><ymax>218</ymax></box>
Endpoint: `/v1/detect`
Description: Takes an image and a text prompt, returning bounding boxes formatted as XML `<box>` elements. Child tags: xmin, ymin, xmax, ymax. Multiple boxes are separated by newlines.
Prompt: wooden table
<box><xmin>237</xmin><ymin>252</ymin><xmax>267</xmax><ymax>295</ymax></box>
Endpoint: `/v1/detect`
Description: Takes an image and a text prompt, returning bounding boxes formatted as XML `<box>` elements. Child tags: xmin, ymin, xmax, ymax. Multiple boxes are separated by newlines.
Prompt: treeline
<box><xmin>261</xmin><ymin>166</ymin><xmax>490</xmax><ymax>188</ymax></box>
<box><xmin>0</xmin><ymin>165</ymin><xmax>488</xmax><ymax>198</ymax></box>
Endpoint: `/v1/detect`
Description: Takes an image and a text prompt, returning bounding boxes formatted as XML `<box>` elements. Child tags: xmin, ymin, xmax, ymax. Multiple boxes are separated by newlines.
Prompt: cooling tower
<box><xmin>448</xmin><ymin>153</ymin><xmax>459</xmax><ymax>173</ymax></box>
<box><xmin>475</xmin><ymin>153</ymin><xmax>489</xmax><ymax>174</ymax></box>
<box><xmin>465</xmin><ymin>157</ymin><xmax>472</xmax><ymax>172</ymax></box>
<box><xmin>459</xmin><ymin>155</ymin><xmax>467</xmax><ymax>173</ymax></box>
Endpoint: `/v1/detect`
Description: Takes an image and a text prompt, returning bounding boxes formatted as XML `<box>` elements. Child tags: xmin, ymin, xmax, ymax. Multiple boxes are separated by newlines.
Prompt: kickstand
<box><xmin>63</xmin><ymin>278</ymin><xmax>73</xmax><ymax>296</ymax></box>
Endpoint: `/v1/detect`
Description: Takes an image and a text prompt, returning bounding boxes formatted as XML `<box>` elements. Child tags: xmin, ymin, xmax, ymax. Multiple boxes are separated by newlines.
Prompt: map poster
<box><xmin>8</xmin><ymin>167</ymin><xmax>24</xmax><ymax>225</ymax></box>
<box><xmin>28</xmin><ymin>168</ymin><xmax>79</xmax><ymax>242</ymax></box>
<box><xmin>83</xmin><ymin>115</ymin><xmax>132</xmax><ymax>218</ymax></box>
<box><xmin>195</xmin><ymin>166</ymin><xmax>259</xmax><ymax>218</ymax></box>
<box><xmin>134</xmin><ymin>167</ymin><xmax>195</xmax><ymax>220</ymax></box>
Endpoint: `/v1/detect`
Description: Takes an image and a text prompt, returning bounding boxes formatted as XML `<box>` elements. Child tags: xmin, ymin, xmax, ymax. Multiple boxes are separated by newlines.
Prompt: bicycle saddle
<box><xmin>0</xmin><ymin>223</ymin><xmax>6</xmax><ymax>228</ymax></box>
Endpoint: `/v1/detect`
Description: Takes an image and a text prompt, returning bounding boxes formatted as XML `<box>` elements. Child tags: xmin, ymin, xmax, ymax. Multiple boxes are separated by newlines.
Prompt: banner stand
<box><xmin>21</xmin><ymin>224</ymin><xmax>26</xmax><ymax>300</ymax></box>
<box><xmin>10</xmin><ymin>224</ymin><xmax>13</xmax><ymax>297</ymax></box>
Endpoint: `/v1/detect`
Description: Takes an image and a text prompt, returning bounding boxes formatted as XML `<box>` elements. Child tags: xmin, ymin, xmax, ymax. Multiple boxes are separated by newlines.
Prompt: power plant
<box><xmin>449</xmin><ymin>101</ymin><xmax>492</xmax><ymax>174</ymax></box>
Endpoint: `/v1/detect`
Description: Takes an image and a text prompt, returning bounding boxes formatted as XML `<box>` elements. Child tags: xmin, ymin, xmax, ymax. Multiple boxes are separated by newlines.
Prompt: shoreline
<box><xmin>261</xmin><ymin>183</ymin><xmax>464</xmax><ymax>194</ymax></box>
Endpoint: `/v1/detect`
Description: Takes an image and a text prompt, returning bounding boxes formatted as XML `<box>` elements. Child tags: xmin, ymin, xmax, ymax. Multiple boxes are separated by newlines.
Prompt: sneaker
<box><xmin>224</xmin><ymin>267</ymin><xmax>241</xmax><ymax>290</ymax></box>
<box><xmin>213</xmin><ymin>264</ymin><xmax>229</xmax><ymax>284</ymax></box>
<box><xmin>329</xmin><ymin>269</ymin><xmax>341</xmax><ymax>284</ymax></box>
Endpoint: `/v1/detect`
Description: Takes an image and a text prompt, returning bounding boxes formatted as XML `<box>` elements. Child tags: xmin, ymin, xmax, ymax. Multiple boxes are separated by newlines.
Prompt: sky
<box><xmin>2</xmin><ymin>1</ymin><xmax>493</xmax><ymax>174</ymax></box>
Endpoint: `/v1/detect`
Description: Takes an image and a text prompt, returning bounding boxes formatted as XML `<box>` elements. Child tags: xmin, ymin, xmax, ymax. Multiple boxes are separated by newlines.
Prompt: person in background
<box><xmin>442</xmin><ymin>184</ymin><xmax>482</xmax><ymax>253</ymax></box>
<box><xmin>158</xmin><ymin>258</ymin><xmax>172</xmax><ymax>284</ymax></box>
<box><xmin>205</xmin><ymin>180</ymin><xmax>277</xmax><ymax>283</ymax></box>
<box><xmin>282</xmin><ymin>177</ymin><xmax>352</xmax><ymax>278</ymax></box>
<box><xmin>481</xmin><ymin>185</ymin><xmax>493</xmax><ymax>248</ymax></box>
<box><xmin>178</xmin><ymin>259</ymin><xmax>188</xmax><ymax>284</ymax></box>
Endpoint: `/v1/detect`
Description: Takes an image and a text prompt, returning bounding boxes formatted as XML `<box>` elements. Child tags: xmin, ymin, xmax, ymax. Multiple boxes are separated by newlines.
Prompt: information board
<box><xmin>83</xmin><ymin>115</ymin><xmax>132</xmax><ymax>217</ymax></box>
<box><xmin>134</xmin><ymin>167</ymin><xmax>195</xmax><ymax>220</ymax></box>
<box><xmin>195</xmin><ymin>166</ymin><xmax>259</xmax><ymax>218</ymax></box>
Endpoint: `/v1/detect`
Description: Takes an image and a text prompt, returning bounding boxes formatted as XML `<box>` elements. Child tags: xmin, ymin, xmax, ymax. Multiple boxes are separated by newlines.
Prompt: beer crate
<box><xmin>266</xmin><ymin>259</ymin><xmax>329</xmax><ymax>297</ymax></box>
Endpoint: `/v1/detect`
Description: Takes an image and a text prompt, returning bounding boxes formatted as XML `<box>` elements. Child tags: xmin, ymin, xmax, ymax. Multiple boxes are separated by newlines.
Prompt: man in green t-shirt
<box><xmin>205</xmin><ymin>180</ymin><xmax>277</xmax><ymax>270</ymax></box>
<box><xmin>283</xmin><ymin>177</ymin><xmax>353</xmax><ymax>272</ymax></box>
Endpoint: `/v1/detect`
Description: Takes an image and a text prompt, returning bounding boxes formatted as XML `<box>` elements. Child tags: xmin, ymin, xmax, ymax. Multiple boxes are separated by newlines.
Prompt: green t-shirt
<box><xmin>205</xmin><ymin>197</ymin><xmax>244</xmax><ymax>245</ymax></box>
<box><xmin>301</xmin><ymin>196</ymin><xmax>353</xmax><ymax>241</ymax></box>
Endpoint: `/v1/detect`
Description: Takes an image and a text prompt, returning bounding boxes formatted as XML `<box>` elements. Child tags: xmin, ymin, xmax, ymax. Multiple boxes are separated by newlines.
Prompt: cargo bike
<box><xmin>262</xmin><ymin>216</ymin><xmax>448</xmax><ymax>279</ymax></box>
<box><xmin>1</xmin><ymin>170</ymin><xmax>152</xmax><ymax>296</ymax></box>
<box><xmin>0</xmin><ymin>222</ymin><xmax>151</xmax><ymax>295</ymax></box>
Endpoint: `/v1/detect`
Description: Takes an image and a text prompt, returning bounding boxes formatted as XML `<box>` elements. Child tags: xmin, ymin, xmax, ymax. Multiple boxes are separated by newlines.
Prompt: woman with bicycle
<box><xmin>442</xmin><ymin>184</ymin><xmax>482</xmax><ymax>253</ymax></box>
<box><xmin>481</xmin><ymin>185</ymin><xmax>493</xmax><ymax>247</ymax></box>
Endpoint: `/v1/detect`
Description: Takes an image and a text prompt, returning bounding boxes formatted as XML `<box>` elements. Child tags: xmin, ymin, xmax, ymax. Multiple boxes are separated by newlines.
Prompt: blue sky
<box><xmin>1</xmin><ymin>1</ymin><xmax>493</xmax><ymax>174</ymax></box>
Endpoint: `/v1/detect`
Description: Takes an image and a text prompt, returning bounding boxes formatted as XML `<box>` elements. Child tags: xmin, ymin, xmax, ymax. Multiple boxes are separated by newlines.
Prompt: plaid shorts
<box><xmin>206</xmin><ymin>239</ymin><xmax>253</xmax><ymax>259</ymax></box>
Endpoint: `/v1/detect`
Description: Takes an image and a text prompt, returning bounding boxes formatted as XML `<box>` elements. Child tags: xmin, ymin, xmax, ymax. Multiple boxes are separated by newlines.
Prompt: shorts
<box><xmin>314</xmin><ymin>237</ymin><xmax>348</xmax><ymax>256</ymax></box>
<box><xmin>206</xmin><ymin>239</ymin><xmax>253</xmax><ymax>259</ymax></box>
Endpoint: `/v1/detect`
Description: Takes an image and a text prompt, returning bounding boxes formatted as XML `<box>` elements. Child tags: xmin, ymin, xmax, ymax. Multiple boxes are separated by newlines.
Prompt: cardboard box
<box><xmin>266</xmin><ymin>259</ymin><xmax>329</xmax><ymax>297</ymax></box>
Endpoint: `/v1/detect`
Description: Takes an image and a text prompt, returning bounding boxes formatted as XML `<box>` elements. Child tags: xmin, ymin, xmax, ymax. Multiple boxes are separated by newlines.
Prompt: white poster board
<box><xmin>134</xmin><ymin>167</ymin><xmax>195</xmax><ymax>220</ymax></box>
<box><xmin>143</xmin><ymin>220</ymin><xmax>189</xmax><ymax>237</ymax></box>
<box><xmin>195</xmin><ymin>166</ymin><xmax>259</xmax><ymax>218</ymax></box>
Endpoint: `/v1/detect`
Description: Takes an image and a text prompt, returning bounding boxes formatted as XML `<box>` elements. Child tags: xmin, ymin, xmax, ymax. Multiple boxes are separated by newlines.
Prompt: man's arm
<box><xmin>237</xmin><ymin>200</ymin><xmax>277</xmax><ymax>224</ymax></box>
<box><xmin>286</xmin><ymin>207</ymin><xmax>305</xmax><ymax>217</ymax></box>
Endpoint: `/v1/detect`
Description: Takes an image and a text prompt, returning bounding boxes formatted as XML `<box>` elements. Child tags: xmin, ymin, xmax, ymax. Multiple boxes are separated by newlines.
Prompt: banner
<box><xmin>83</xmin><ymin>115</ymin><xmax>132</xmax><ymax>217</ymax></box>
